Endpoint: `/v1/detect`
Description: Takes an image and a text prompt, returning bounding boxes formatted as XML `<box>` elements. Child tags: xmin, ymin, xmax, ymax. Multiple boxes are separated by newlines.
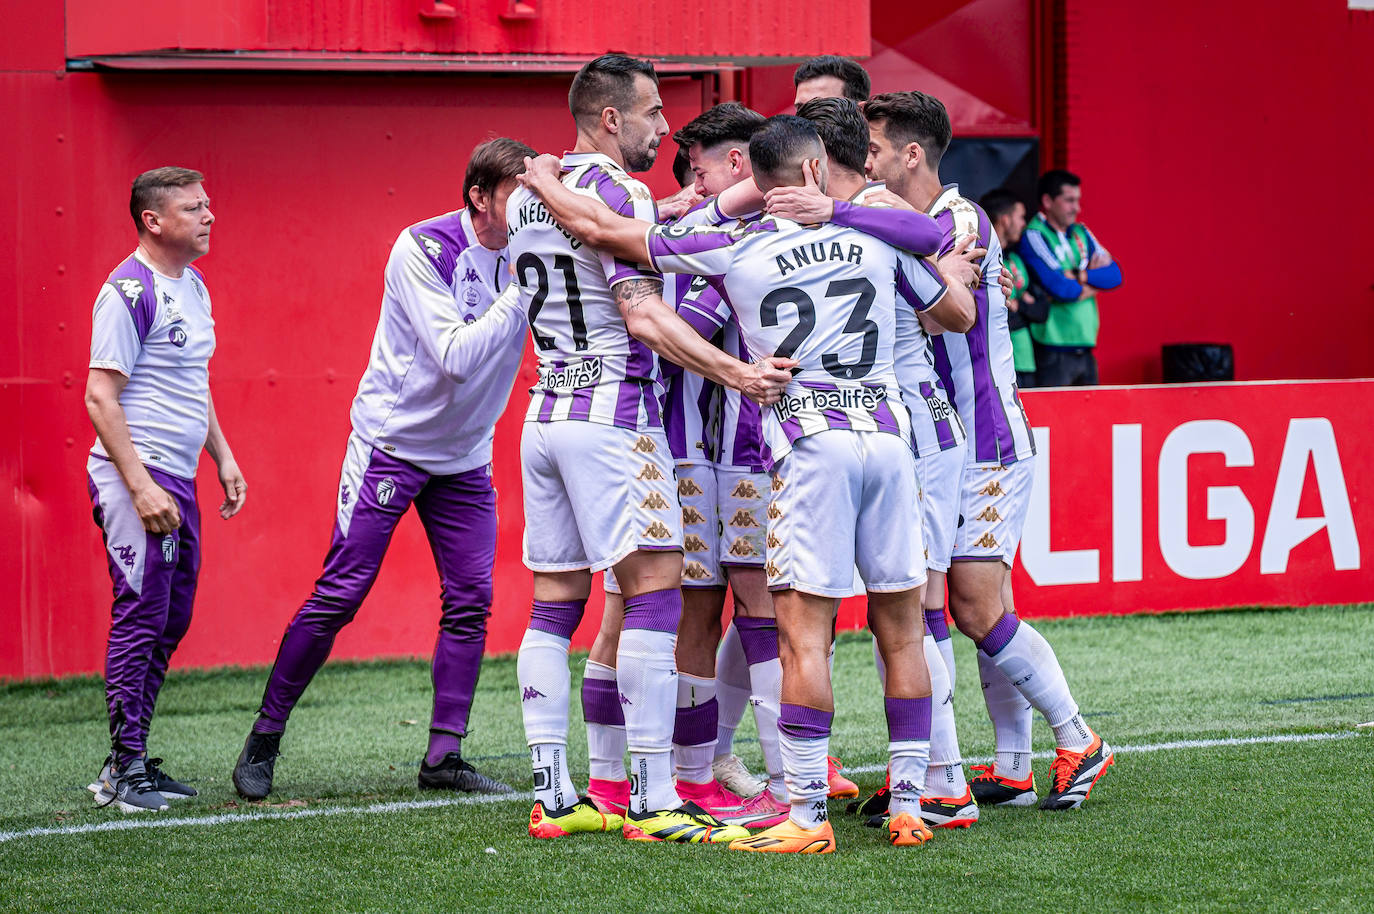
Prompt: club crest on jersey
<box><xmin>642</xmin><ymin>521</ymin><xmax>672</xmax><ymax>540</ymax></box>
<box><xmin>678</xmin><ymin>478</ymin><xmax>704</xmax><ymax>497</ymax></box>
<box><xmin>975</xmin><ymin>533</ymin><xmax>999</xmax><ymax>549</ymax></box>
<box><xmin>684</xmin><ymin>533</ymin><xmax>710</xmax><ymax>553</ymax></box>
<box><xmin>376</xmin><ymin>477</ymin><xmax>396</xmax><ymax>506</ymax></box>
<box><xmin>976</xmin><ymin>506</ymin><xmax>1003</xmax><ymax>522</ymax></box>
<box><xmin>637</xmin><ymin>464</ymin><xmax>665</xmax><ymax>481</ymax></box>
<box><xmin>681</xmin><ymin>505</ymin><xmax>707</xmax><ymax>525</ymax></box>
<box><xmin>116</xmin><ymin>278</ymin><xmax>144</xmax><ymax>305</ymax></box>
<box><xmin>727</xmin><ymin>537</ymin><xmax>757</xmax><ymax>557</ymax></box>
<box><xmin>979</xmin><ymin>481</ymin><xmax>1006</xmax><ymax>497</ymax></box>
<box><xmin>767</xmin><ymin>503</ymin><xmax>784</xmax><ymax>520</ymax></box>
<box><xmin>632</xmin><ymin>435</ymin><xmax>657</xmax><ymax>454</ymax></box>
<box><xmin>730</xmin><ymin>479</ymin><xmax>761</xmax><ymax>500</ymax></box>
<box><xmin>683</xmin><ymin>561</ymin><xmax>711</xmax><ymax>580</ymax></box>
<box><xmin>728</xmin><ymin>509</ymin><xmax>761</xmax><ymax>529</ymax></box>
<box><xmin>463</xmin><ymin>285</ymin><xmax>480</xmax><ymax>307</ymax></box>
<box><xmin>641</xmin><ymin>492</ymin><xmax>670</xmax><ymax>510</ymax></box>
<box><xmin>161</xmin><ymin>535</ymin><xmax>176</xmax><ymax>564</ymax></box>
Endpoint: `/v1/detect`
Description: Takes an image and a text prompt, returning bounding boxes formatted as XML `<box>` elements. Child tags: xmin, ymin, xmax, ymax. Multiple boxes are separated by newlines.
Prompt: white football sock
<box><xmin>924</xmin><ymin>634</ymin><xmax>966</xmax><ymax>796</ymax></box>
<box><xmin>748</xmin><ymin>657</ymin><xmax>785</xmax><ymax>803</ymax></box>
<box><xmin>889</xmin><ymin>739</ymin><xmax>931</xmax><ymax>818</ymax></box>
<box><xmin>984</xmin><ymin>621</ymin><xmax>1091</xmax><ymax>752</ymax></box>
<box><xmin>618</xmin><ymin>625</ymin><xmax>680</xmax><ymax>812</ymax></box>
<box><xmin>583</xmin><ymin>659</ymin><xmax>626</xmax><ymax>781</ymax></box>
<box><xmin>779</xmin><ymin>730</ymin><xmax>830</xmax><ymax>829</ymax></box>
<box><xmin>976</xmin><ymin>649</ymin><xmax>1034</xmax><ymax>779</ymax></box>
<box><xmin>713</xmin><ymin>624</ymin><xmax>750</xmax><ymax>758</ymax></box>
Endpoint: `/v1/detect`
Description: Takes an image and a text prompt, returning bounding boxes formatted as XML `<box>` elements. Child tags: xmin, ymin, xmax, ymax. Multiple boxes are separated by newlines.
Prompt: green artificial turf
<box><xmin>1</xmin><ymin>604</ymin><xmax>1371</xmax><ymax>913</ymax></box>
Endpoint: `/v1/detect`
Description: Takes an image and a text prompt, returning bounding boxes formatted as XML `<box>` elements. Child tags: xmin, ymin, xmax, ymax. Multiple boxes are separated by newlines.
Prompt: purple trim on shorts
<box><xmin>976</xmin><ymin>612</ymin><xmax>1020</xmax><ymax>657</ymax></box>
<box><xmin>924</xmin><ymin>608</ymin><xmax>951</xmax><ymax>641</ymax></box>
<box><xmin>622</xmin><ymin>587</ymin><xmax>682</xmax><ymax>633</ymax></box>
<box><xmin>734</xmin><ymin>616</ymin><xmax>779</xmax><ymax>665</ymax></box>
<box><xmin>581</xmin><ymin>675</ymin><xmax>625</xmax><ymax>726</ymax></box>
<box><xmin>885</xmin><ymin>696</ymin><xmax>932</xmax><ymax>742</ymax></box>
<box><xmin>778</xmin><ymin>703</ymin><xmax>832</xmax><ymax>741</ymax></box>
<box><xmin>529</xmin><ymin>599</ymin><xmax>586</xmax><ymax>640</ymax></box>
<box><xmin>672</xmin><ymin>697</ymin><xmax>719</xmax><ymax>746</ymax></box>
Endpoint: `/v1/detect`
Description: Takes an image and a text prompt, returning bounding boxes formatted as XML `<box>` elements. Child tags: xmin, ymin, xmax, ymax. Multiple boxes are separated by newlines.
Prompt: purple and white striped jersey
<box><xmin>89</xmin><ymin>252</ymin><xmax>215</xmax><ymax>480</ymax></box>
<box><xmin>852</xmin><ymin>183</ymin><xmax>966</xmax><ymax>458</ymax></box>
<box><xmin>348</xmin><ymin>208</ymin><xmax>526</xmax><ymax>475</ymax></box>
<box><xmin>927</xmin><ymin>185</ymin><xmax>1036</xmax><ymax>466</ymax></box>
<box><xmin>506</xmin><ymin>152</ymin><xmax>663</xmax><ymax>431</ymax></box>
<box><xmin>646</xmin><ymin>217</ymin><xmax>947</xmax><ymax>462</ymax></box>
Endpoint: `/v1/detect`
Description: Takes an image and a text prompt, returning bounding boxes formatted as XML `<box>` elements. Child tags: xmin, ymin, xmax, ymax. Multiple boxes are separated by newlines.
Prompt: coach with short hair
<box><xmin>85</xmin><ymin>166</ymin><xmax>247</xmax><ymax>812</ymax></box>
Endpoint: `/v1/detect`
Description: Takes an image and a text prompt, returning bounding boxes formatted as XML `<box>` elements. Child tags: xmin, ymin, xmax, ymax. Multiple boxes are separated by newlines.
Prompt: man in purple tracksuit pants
<box><xmin>232</xmin><ymin>138</ymin><xmax>535</xmax><ymax>799</ymax></box>
<box><xmin>85</xmin><ymin>166</ymin><xmax>248</xmax><ymax>813</ymax></box>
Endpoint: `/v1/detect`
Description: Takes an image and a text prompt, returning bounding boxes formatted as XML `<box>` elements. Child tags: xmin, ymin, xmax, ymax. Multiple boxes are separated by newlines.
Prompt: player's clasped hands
<box><xmin>518</xmin><ymin>153</ymin><xmax>563</xmax><ymax>187</ymax></box>
<box><xmin>938</xmin><ymin>234</ymin><xmax>987</xmax><ymax>289</ymax></box>
<box><xmin>742</xmin><ymin>356</ymin><xmax>798</xmax><ymax>407</ymax></box>
<box><xmin>762</xmin><ymin>157</ymin><xmax>833</xmax><ymax>224</ymax></box>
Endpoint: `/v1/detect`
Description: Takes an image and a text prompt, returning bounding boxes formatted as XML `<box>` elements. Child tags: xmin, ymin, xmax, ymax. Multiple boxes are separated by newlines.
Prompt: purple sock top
<box><xmin>733</xmin><ymin>616</ymin><xmax>779</xmax><ymax>665</ymax></box>
<box><xmin>581</xmin><ymin>675</ymin><xmax>625</xmax><ymax>727</ymax></box>
<box><xmin>778</xmin><ymin>703</ymin><xmax>833</xmax><ymax>741</ymax></box>
<box><xmin>977</xmin><ymin>612</ymin><xmax>1021</xmax><ymax>657</ymax></box>
<box><xmin>923</xmin><ymin>608</ymin><xmax>951</xmax><ymax>641</ymax></box>
<box><xmin>529</xmin><ymin>599</ymin><xmax>586</xmax><ymax>641</ymax></box>
<box><xmin>884</xmin><ymin>696</ymin><xmax>933</xmax><ymax>742</ymax></box>
<box><xmin>425</xmin><ymin>731</ymin><xmax>462</xmax><ymax>766</ymax></box>
<box><xmin>672</xmin><ymin>697</ymin><xmax>719</xmax><ymax>747</ymax></box>
<box><xmin>622</xmin><ymin>587</ymin><xmax>682</xmax><ymax>633</ymax></box>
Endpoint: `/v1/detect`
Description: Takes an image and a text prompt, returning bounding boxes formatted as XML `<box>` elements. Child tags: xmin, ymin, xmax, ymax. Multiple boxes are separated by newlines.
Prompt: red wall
<box><xmin>1060</xmin><ymin>0</ymin><xmax>1374</xmax><ymax>383</ymax></box>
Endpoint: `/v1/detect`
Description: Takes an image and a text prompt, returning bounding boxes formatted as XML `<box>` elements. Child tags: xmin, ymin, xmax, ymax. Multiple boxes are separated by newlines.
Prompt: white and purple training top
<box><xmin>506</xmin><ymin>152</ymin><xmax>664</xmax><ymax>432</ymax></box>
<box><xmin>348</xmin><ymin>208</ymin><xmax>526</xmax><ymax>475</ymax></box>
<box><xmin>927</xmin><ymin>184</ymin><xmax>1036</xmax><ymax>467</ymax></box>
<box><xmin>89</xmin><ymin>251</ymin><xmax>216</xmax><ymax>480</ymax></box>
<box><xmin>645</xmin><ymin>216</ymin><xmax>948</xmax><ymax>463</ymax></box>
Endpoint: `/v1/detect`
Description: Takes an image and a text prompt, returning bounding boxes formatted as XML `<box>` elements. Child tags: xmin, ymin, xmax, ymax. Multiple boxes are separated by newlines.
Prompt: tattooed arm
<box><xmin>613</xmin><ymin>278</ymin><xmax>793</xmax><ymax>406</ymax></box>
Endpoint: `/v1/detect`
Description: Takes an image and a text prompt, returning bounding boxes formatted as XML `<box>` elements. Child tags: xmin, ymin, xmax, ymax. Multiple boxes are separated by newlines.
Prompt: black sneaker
<box><xmin>145</xmin><ymin>758</ymin><xmax>198</xmax><ymax>799</ymax></box>
<box><xmin>418</xmin><ymin>752</ymin><xmax>513</xmax><ymax>794</ymax></box>
<box><xmin>848</xmin><ymin>783</ymin><xmax>890</xmax><ymax>827</ymax></box>
<box><xmin>96</xmin><ymin>757</ymin><xmax>168</xmax><ymax>813</ymax></box>
<box><xmin>1040</xmin><ymin>734</ymin><xmax>1114</xmax><ymax>810</ymax></box>
<box><xmin>233</xmin><ymin>730</ymin><xmax>282</xmax><ymax>800</ymax></box>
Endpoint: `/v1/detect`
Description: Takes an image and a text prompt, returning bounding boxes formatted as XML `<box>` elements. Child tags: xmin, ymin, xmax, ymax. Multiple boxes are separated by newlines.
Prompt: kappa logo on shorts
<box><xmin>771</xmin><ymin>475</ymin><xmax>785</xmax><ymax>492</ymax></box>
<box><xmin>115</xmin><ymin>544</ymin><xmax>137</xmax><ymax>569</ymax></box>
<box><xmin>678</xmin><ymin>477</ymin><xmax>704</xmax><ymax>496</ymax></box>
<box><xmin>979</xmin><ymin>481</ymin><xmax>1006</xmax><ymax>497</ymax></box>
<box><xmin>340</xmin><ymin>483</ymin><xmax>351</xmax><ymax>507</ymax></box>
<box><xmin>161</xmin><ymin>535</ymin><xmax>176</xmax><ymax>564</ymax></box>
<box><xmin>976</xmin><ymin>506</ymin><xmax>1003</xmax><ymax>522</ymax></box>
<box><xmin>684</xmin><ymin>533</ymin><xmax>710</xmax><ymax>553</ymax></box>
<box><xmin>727</xmin><ymin>537</ymin><xmax>758</xmax><ymax>558</ymax></box>
<box><xmin>376</xmin><ymin>477</ymin><xmax>396</xmax><ymax>506</ymax></box>
<box><xmin>643</xmin><ymin>521</ymin><xmax>673</xmax><ymax>540</ymax></box>
<box><xmin>683</xmin><ymin>561</ymin><xmax>711</xmax><ymax>580</ymax></box>
<box><xmin>975</xmin><ymin>533</ymin><xmax>999</xmax><ymax>549</ymax></box>
<box><xmin>767</xmin><ymin>503</ymin><xmax>784</xmax><ymax>520</ymax></box>
<box><xmin>681</xmin><ymin>505</ymin><xmax>707</xmax><ymax>525</ymax></box>
<box><xmin>641</xmin><ymin>492</ymin><xmax>671</xmax><ymax>510</ymax></box>
<box><xmin>766</xmin><ymin>531</ymin><xmax>783</xmax><ymax>549</ymax></box>
<box><xmin>637</xmin><ymin>464</ymin><xmax>665</xmax><ymax>481</ymax></box>
<box><xmin>766</xmin><ymin>560</ymin><xmax>781</xmax><ymax>578</ymax></box>
<box><xmin>731</xmin><ymin>479</ymin><xmax>762</xmax><ymax>500</ymax></box>
<box><xmin>632</xmin><ymin>435</ymin><xmax>657</xmax><ymax>454</ymax></box>
<box><xmin>728</xmin><ymin>509</ymin><xmax>761</xmax><ymax>528</ymax></box>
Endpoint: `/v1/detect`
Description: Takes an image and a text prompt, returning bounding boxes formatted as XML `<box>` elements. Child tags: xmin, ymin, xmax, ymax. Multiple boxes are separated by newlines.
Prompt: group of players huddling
<box><xmin>87</xmin><ymin>51</ymin><xmax>1111</xmax><ymax>854</ymax></box>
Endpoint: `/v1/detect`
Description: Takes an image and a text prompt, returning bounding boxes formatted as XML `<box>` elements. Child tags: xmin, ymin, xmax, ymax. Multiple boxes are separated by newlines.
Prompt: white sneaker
<box><xmin>711</xmin><ymin>754</ymin><xmax>766</xmax><ymax>799</ymax></box>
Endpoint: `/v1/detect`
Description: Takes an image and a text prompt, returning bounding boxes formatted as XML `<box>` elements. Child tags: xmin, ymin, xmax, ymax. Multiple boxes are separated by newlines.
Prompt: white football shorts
<box><xmin>952</xmin><ymin>456</ymin><xmax>1035</xmax><ymax>566</ymax></box>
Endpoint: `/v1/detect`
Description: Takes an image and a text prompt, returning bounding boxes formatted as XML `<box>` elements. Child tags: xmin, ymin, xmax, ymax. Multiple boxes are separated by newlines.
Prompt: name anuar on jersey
<box><xmin>775</xmin><ymin>381</ymin><xmax>889</xmax><ymax>424</ymax></box>
<box><xmin>537</xmin><ymin>357</ymin><xmax>603</xmax><ymax>391</ymax></box>
<box><xmin>511</xmin><ymin>200</ymin><xmax>583</xmax><ymax>250</ymax></box>
<box><xmin>775</xmin><ymin>239</ymin><xmax>866</xmax><ymax>277</ymax></box>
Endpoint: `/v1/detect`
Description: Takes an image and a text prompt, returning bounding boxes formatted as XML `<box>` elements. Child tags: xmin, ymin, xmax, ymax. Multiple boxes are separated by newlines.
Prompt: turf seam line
<box><xmin>1</xmin><ymin>729</ymin><xmax>1358</xmax><ymax>845</ymax></box>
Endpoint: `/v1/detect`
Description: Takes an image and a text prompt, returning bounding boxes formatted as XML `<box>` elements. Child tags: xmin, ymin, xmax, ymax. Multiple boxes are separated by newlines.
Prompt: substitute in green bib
<box><xmin>982</xmin><ymin>188</ymin><xmax>1048</xmax><ymax>388</ymax></box>
<box><xmin>1018</xmin><ymin>170</ymin><xmax>1123</xmax><ymax>386</ymax></box>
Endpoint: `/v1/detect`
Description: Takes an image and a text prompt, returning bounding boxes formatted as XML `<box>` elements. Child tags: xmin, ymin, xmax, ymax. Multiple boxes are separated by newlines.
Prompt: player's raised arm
<box><xmin>900</xmin><ymin>248</ymin><xmax>975</xmax><ymax>334</ymax></box>
<box><xmin>763</xmin><ymin>159</ymin><xmax>943</xmax><ymax>255</ymax></box>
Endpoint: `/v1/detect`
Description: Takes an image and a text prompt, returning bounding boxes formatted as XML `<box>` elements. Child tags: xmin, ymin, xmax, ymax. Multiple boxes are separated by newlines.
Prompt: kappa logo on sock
<box><xmin>728</xmin><ymin>509</ymin><xmax>761</xmax><ymax>528</ymax></box>
<box><xmin>619</xmin><ymin>692</ymin><xmax>633</xmax><ymax>706</ymax></box>
<box><xmin>727</xmin><ymin>537</ymin><xmax>758</xmax><ymax>557</ymax></box>
<box><xmin>632</xmin><ymin>435</ymin><xmax>657</xmax><ymax>454</ymax></box>
<box><xmin>683</xmin><ymin>533</ymin><xmax>710</xmax><ymax>553</ymax></box>
<box><xmin>976</xmin><ymin>506</ymin><xmax>1003</xmax><ymax>522</ymax></box>
<box><xmin>161</xmin><ymin>535</ymin><xmax>176</xmax><ymax>564</ymax></box>
<box><xmin>642</xmin><ymin>520</ymin><xmax>673</xmax><ymax>540</ymax></box>
<box><xmin>115</xmin><ymin>544</ymin><xmax>137</xmax><ymax>569</ymax></box>
<box><xmin>641</xmin><ymin>492</ymin><xmax>670</xmax><ymax>510</ymax></box>
<box><xmin>521</xmin><ymin>686</ymin><xmax>546</xmax><ymax>702</ymax></box>
<box><xmin>804</xmin><ymin>779</ymin><xmax>828</xmax><ymax>791</ymax></box>
<box><xmin>683</xmin><ymin>561</ymin><xmax>711</xmax><ymax>580</ymax></box>
<box><xmin>678</xmin><ymin>477</ymin><xmax>704</xmax><ymax>496</ymax></box>
<box><xmin>376</xmin><ymin>477</ymin><xmax>396</xmax><ymax>506</ymax></box>
<box><xmin>731</xmin><ymin>479</ymin><xmax>761</xmax><ymax>500</ymax></box>
<box><xmin>637</xmin><ymin>464</ymin><xmax>665</xmax><ymax>481</ymax></box>
<box><xmin>975</xmin><ymin>533</ymin><xmax>999</xmax><ymax>549</ymax></box>
<box><xmin>681</xmin><ymin>505</ymin><xmax>707</xmax><ymax>525</ymax></box>
<box><xmin>893</xmin><ymin>779</ymin><xmax>917</xmax><ymax>792</ymax></box>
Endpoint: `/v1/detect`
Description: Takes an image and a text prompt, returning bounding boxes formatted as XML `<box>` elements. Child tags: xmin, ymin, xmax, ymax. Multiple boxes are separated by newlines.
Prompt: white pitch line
<box><xmin>0</xmin><ymin>729</ymin><xmax>1361</xmax><ymax>845</ymax></box>
<box><xmin>843</xmin><ymin>729</ymin><xmax>1360</xmax><ymax>775</ymax></box>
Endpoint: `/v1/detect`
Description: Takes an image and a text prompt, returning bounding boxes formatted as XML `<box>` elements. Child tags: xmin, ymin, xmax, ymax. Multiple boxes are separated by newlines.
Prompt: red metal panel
<box><xmin>0</xmin><ymin>69</ymin><xmax>705</xmax><ymax>680</ymax></box>
<box><xmin>1</xmin><ymin>0</ymin><xmax>65</xmax><ymax>70</ymax></box>
<box><xmin>66</xmin><ymin>0</ymin><xmax>867</xmax><ymax>61</ymax></box>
